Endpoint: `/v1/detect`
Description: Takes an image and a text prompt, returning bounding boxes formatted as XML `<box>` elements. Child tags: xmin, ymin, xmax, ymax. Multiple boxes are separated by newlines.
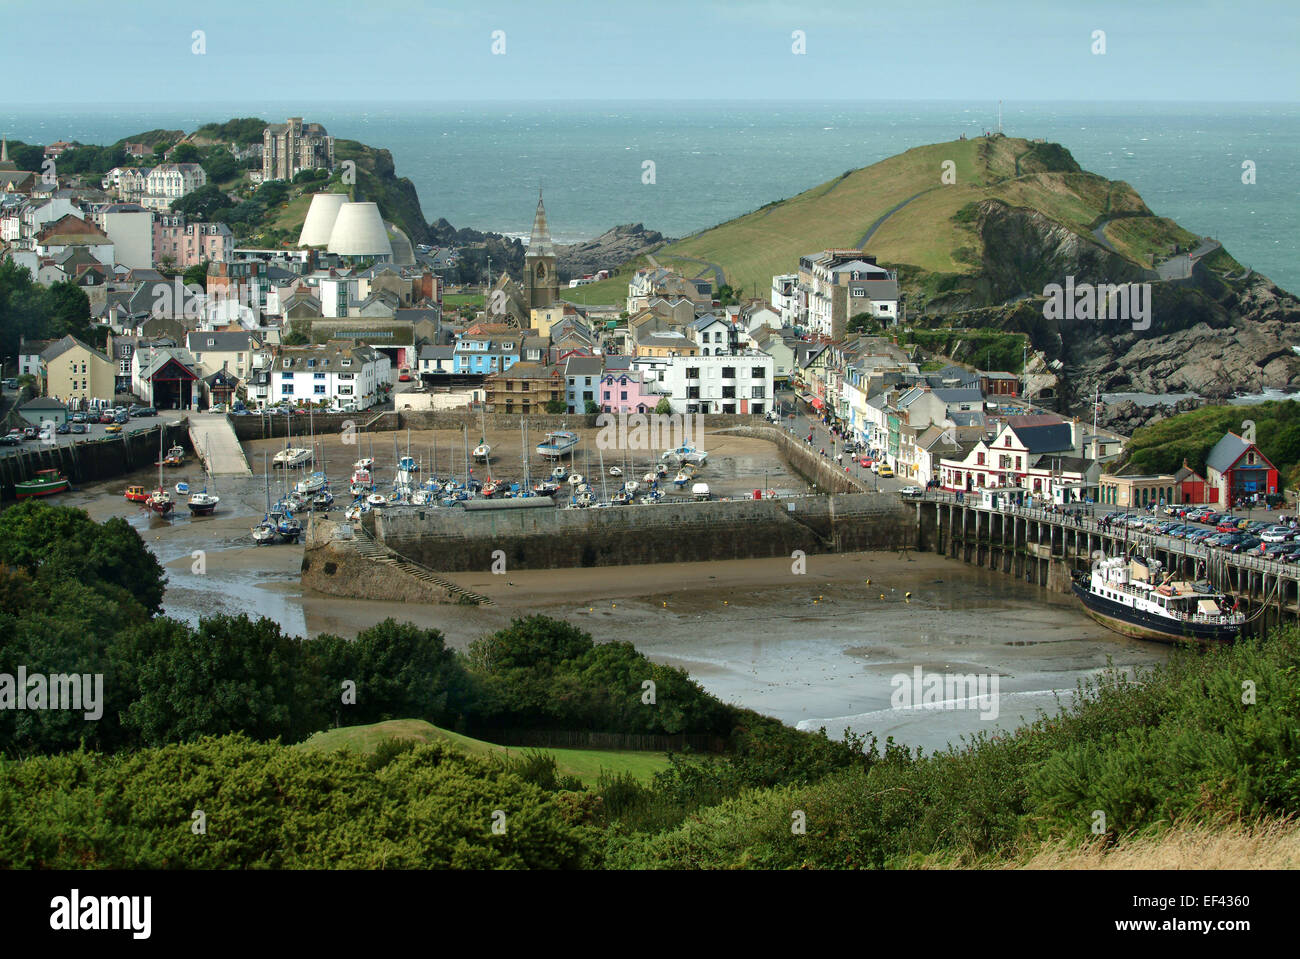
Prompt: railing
<box><xmin>915</xmin><ymin>492</ymin><xmax>1300</xmax><ymax>580</ymax></box>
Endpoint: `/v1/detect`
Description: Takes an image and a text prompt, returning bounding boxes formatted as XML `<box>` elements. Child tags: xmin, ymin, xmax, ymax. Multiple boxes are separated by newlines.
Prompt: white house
<box><xmin>687</xmin><ymin>313</ymin><xmax>732</xmax><ymax>356</ymax></box>
<box><xmin>142</xmin><ymin>163</ymin><xmax>207</xmax><ymax>210</ymax></box>
<box><xmin>273</xmin><ymin>343</ymin><xmax>390</xmax><ymax>408</ymax></box>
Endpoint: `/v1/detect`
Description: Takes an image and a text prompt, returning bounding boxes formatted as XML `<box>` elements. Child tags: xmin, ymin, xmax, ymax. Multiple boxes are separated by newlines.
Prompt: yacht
<box><xmin>537</xmin><ymin>430</ymin><xmax>579</xmax><ymax>460</ymax></box>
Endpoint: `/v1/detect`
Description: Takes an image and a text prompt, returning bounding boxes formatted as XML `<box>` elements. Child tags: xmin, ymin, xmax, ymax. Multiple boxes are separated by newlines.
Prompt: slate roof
<box><xmin>1206</xmin><ymin>432</ymin><xmax>1274</xmax><ymax>474</ymax></box>
<box><xmin>1010</xmin><ymin>422</ymin><xmax>1074</xmax><ymax>454</ymax></box>
<box><xmin>564</xmin><ymin>356</ymin><xmax>605</xmax><ymax>378</ymax></box>
<box><xmin>186</xmin><ymin>331</ymin><xmax>259</xmax><ymax>352</ymax></box>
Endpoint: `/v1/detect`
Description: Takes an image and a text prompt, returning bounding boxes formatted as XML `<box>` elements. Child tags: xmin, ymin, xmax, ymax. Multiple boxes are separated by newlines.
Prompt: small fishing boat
<box><xmin>310</xmin><ymin>489</ymin><xmax>334</xmax><ymax>511</ymax></box>
<box><xmin>273</xmin><ymin>447</ymin><xmax>312</xmax><ymax>468</ymax></box>
<box><xmin>611</xmin><ymin>489</ymin><xmax>631</xmax><ymax>505</ymax></box>
<box><xmin>188</xmin><ymin>440</ymin><xmax>220</xmax><ymax>515</ymax></box>
<box><xmin>625</xmin><ymin>479</ymin><xmax>640</xmax><ymax>494</ymax></box>
<box><xmin>642</xmin><ymin>472</ymin><xmax>656</xmax><ymax>485</ymax></box>
<box><xmin>398</xmin><ymin>455</ymin><xmax>419</xmax><ymax>473</ymax></box>
<box><xmin>609</xmin><ymin>466</ymin><xmax>623</xmax><ymax>477</ymax></box>
<box><xmin>145</xmin><ymin>487</ymin><xmax>174</xmax><ymax>515</ymax></box>
<box><xmin>655</xmin><ymin>463</ymin><xmax>669</xmax><ymax>478</ymax></box>
<box><xmin>473</xmin><ymin>443</ymin><xmax>491</xmax><ymax>462</ymax></box>
<box><xmin>673</xmin><ymin>465</ymin><xmax>697</xmax><ymax>488</ymax></box>
<box><xmin>551</xmin><ymin>465</ymin><xmax>569</xmax><ymax>482</ymax></box>
<box><xmin>15</xmin><ymin>468</ymin><xmax>69</xmax><ymax>499</ymax></box>
<box><xmin>567</xmin><ymin>473</ymin><xmax>584</xmax><ymax>487</ymax></box>
<box><xmin>175</xmin><ymin>481</ymin><xmax>189</xmax><ymax>495</ymax></box>
<box><xmin>537</xmin><ymin>429</ymin><xmax>579</xmax><ymax>460</ymax></box>
<box><xmin>572</xmin><ymin>489</ymin><xmax>593</xmax><ymax>508</ymax></box>
<box><xmin>124</xmin><ymin>485</ymin><xmax>150</xmax><ymax>503</ymax></box>
<box><xmin>692</xmin><ymin>482</ymin><xmax>711</xmax><ymax>501</ymax></box>
<box><xmin>367</xmin><ymin>492</ymin><xmax>388</xmax><ymax>508</ymax></box>
<box><xmin>161</xmin><ymin>445</ymin><xmax>185</xmax><ymax>467</ymax></box>
<box><xmin>251</xmin><ymin>520</ymin><xmax>278</xmax><ymax>545</ymax></box>
<box><xmin>352</xmin><ymin>457</ymin><xmax>374</xmax><ymax>471</ymax></box>
<box><xmin>533</xmin><ymin>481</ymin><xmax>560</xmax><ymax>496</ymax></box>
<box><xmin>482</xmin><ymin>480</ymin><xmax>500</xmax><ymax>497</ymax></box>
<box><xmin>411</xmin><ymin>488</ymin><xmax>435</xmax><ymax>506</ymax></box>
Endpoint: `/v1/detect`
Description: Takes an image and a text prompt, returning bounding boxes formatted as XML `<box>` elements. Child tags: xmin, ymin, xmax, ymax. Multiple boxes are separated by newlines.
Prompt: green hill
<box><xmin>659</xmin><ymin>135</ymin><xmax>1237</xmax><ymax>311</ymax></box>
<box><xmin>298</xmin><ymin>719</ymin><xmax>670</xmax><ymax>786</ymax></box>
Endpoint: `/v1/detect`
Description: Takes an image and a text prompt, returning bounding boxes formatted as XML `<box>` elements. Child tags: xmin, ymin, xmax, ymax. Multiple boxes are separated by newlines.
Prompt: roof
<box><xmin>419</xmin><ymin>344</ymin><xmax>454</xmax><ymax>360</ymax></box>
<box><xmin>564</xmin><ymin>356</ymin><xmax>605</xmax><ymax>377</ymax></box>
<box><xmin>1009</xmin><ymin>422</ymin><xmax>1074</xmax><ymax>454</ymax></box>
<box><xmin>36</xmin><ymin>213</ymin><xmax>110</xmax><ymax>246</ymax></box>
<box><xmin>41</xmin><ymin>334</ymin><xmax>109</xmax><ymax>364</ymax></box>
<box><xmin>21</xmin><ymin>397</ymin><xmax>65</xmax><ymax>410</ymax></box>
<box><xmin>527</xmin><ymin>190</ymin><xmax>555</xmax><ymax>258</ymax></box>
<box><xmin>1206</xmin><ymin>432</ymin><xmax>1274</xmax><ymax>474</ymax></box>
<box><xmin>186</xmin><ymin>331</ymin><xmax>258</xmax><ymax>352</ymax></box>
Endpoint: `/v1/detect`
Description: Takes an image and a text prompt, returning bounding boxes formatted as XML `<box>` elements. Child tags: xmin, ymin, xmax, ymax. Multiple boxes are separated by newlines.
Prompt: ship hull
<box><xmin>15</xmin><ymin>479</ymin><xmax>69</xmax><ymax>498</ymax></box>
<box><xmin>1071</xmin><ymin>581</ymin><xmax>1239</xmax><ymax>645</ymax></box>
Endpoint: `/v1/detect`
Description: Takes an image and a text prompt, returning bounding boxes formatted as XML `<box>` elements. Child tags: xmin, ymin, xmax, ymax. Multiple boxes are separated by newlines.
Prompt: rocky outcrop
<box><xmin>926</xmin><ymin>202</ymin><xmax>1300</xmax><ymax>414</ymax></box>
<box><xmin>556</xmin><ymin>223</ymin><xmax>666</xmax><ymax>280</ymax></box>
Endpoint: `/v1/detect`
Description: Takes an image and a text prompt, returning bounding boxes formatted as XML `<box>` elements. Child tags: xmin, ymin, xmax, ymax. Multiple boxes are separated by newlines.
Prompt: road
<box><xmin>776</xmin><ymin>389</ymin><xmax>908</xmax><ymax>494</ymax></box>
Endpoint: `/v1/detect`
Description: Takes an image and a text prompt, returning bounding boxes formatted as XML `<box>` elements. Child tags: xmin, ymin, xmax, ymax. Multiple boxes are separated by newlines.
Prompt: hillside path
<box><xmin>856</xmin><ymin>189</ymin><xmax>935</xmax><ymax>248</ymax></box>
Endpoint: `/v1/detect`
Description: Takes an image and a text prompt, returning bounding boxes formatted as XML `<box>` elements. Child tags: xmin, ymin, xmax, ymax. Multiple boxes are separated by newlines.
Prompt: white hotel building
<box><xmin>634</xmin><ymin>351</ymin><xmax>775</xmax><ymax>416</ymax></box>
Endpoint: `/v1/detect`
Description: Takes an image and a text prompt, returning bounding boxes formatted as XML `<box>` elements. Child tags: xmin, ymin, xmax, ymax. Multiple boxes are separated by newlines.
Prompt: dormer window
<box><xmin>282</xmin><ymin>359</ymin><xmax>291</xmax><ymax>369</ymax></box>
<box><xmin>341</xmin><ymin>359</ymin><xmax>351</xmax><ymax>367</ymax></box>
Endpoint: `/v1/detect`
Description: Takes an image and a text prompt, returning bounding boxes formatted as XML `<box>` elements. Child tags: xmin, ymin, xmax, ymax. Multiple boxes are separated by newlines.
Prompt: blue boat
<box><xmin>536</xmin><ymin>429</ymin><xmax>579</xmax><ymax>460</ymax></box>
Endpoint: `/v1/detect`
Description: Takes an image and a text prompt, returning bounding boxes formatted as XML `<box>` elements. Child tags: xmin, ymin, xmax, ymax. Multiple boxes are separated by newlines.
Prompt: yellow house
<box><xmin>530</xmin><ymin>304</ymin><xmax>567</xmax><ymax>337</ymax></box>
<box><xmin>41</xmin><ymin>334</ymin><xmax>115</xmax><ymax>404</ymax></box>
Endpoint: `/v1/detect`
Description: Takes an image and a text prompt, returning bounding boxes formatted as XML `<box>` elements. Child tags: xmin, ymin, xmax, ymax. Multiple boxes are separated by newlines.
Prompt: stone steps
<box><xmin>351</xmin><ymin>529</ymin><xmax>493</xmax><ymax>605</ymax></box>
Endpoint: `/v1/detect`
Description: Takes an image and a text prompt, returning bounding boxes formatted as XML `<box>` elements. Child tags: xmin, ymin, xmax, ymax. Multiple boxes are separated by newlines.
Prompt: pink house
<box><xmin>600</xmin><ymin>370</ymin><xmax>658</xmax><ymax>413</ymax></box>
<box><xmin>153</xmin><ymin>213</ymin><xmax>234</xmax><ymax>269</ymax></box>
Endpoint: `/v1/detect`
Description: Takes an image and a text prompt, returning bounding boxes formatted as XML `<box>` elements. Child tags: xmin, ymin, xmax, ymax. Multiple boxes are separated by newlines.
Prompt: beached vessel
<box><xmin>1072</xmin><ymin>555</ymin><xmax>1244</xmax><ymax>645</ymax></box>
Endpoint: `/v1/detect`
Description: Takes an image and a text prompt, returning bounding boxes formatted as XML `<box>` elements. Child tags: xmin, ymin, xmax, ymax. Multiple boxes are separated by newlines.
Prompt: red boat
<box><xmin>124</xmin><ymin>485</ymin><xmax>150</xmax><ymax>503</ymax></box>
<box><xmin>145</xmin><ymin>487</ymin><xmax>174</xmax><ymax>515</ymax></box>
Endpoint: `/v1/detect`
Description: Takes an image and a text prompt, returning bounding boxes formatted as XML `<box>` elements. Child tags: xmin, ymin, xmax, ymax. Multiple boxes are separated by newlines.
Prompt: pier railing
<box><xmin>914</xmin><ymin>490</ymin><xmax>1300</xmax><ymax>580</ymax></box>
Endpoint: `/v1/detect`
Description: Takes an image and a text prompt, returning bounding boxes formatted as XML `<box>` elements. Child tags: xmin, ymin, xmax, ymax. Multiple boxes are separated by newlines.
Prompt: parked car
<box><xmin>55</xmin><ymin>423</ymin><xmax>70</xmax><ymax>435</ymax></box>
<box><xmin>0</xmin><ymin>433</ymin><xmax>21</xmax><ymax>446</ymax></box>
<box><xmin>1215</xmin><ymin>517</ymin><xmax>1243</xmax><ymax>533</ymax></box>
<box><xmin>22</xmin><ymin>426</ymin><xmax>36</xmax><ymax>439</ymax></box>
<box><xmin>1231</xmin><ymin>536</ymin><xmax>1261</xmax><ymax>554</ymax></box>
<box><xmin>105</xmin><ymin>423</ymin><xmax>122</xmax><ymax>434</ymax></box>
<box><xmin>138</xmin><ymin>406</ymin><xmax>157</xmax><ymax>417</ymax></box>
<box><xmin>2</xmin><ymin>378</ymin><xmax>17</xmax><ymax>390</ymax></box>
<box><xmin>1260</xmin><ymin>526</ymin><xmax>1294</xmax><ymax>543</ymax></box>
<box><xmin>70</xmin><ymin>423</ymin><xmax>86</xmax><ymax>434</ymax></box>
<box><xmin>210</xmin><ymin>403</ymin><xmax>227</xmax><ymax>413</ymax></box>
<box><xmin>899</xmin><ymin>486</ymin><xmax>922</xmax><ymax>496</ymax></box>
<box><xmin>98</xmin><ymin>412</ymin><xmax>115</xmax><ymax>424</ymax></box>
<box><xmin>114</xmin><ymin>412</ymin><xmax>128</xmax><ymax>424</ymax></box>
<box><xmin>71</xmin><ymin>412</ymin><xmax>86</xmax><ymax>423</ymax></box>
<box><xmin>877</xmin><ymin>465</ymin><xmax>895</xmax><ymax>478</ymax></box>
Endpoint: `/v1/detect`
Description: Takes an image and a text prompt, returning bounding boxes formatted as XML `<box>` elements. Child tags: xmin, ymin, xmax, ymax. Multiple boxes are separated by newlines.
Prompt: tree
<box><xmin>545</xmin><ymin>399</ymin><xmax>567</xmax><ymax>414</ymax></box>
<box><xmin>847</xmin><ymin>312</ymin><xmax>880</xmax><ymax>336</ymax></box>
<box><xmin>654</xmin><ymin>397</ymin><xmax>673</xmax><ymax>415</ymax></box>
<box><xmin>170</xmin><ymin>183</ymin><xmax>235</xmax><ymax>221</ymax></box>
<box><xmin>201</xmin><ymin>149</ymin><xmax>239</xmax><ymax>184</ymax></box>
<box><xmin>282</xmin><ymin>328</ymin><xmax>309</xmax><ymax>346</ymax></box>
<box><xmin>183</xmin><ymin>262</ymin><xmax>209</xmax><ymax>291</ymax></box>
<box><xmin>584</xmin><ymin>400</ymin><xmax>599</xmax><ymax>416</ymax></box>
<box><xmin>169</xmin><ymin>142</ymin><xmax>201</xmax><ymax>164</ymax></box>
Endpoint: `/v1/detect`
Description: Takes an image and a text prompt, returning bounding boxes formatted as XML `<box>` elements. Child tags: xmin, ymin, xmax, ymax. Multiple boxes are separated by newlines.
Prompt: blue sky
<box><xmin>13</xmin><ymin>0</ymin><xmax>1300</xmax><ymax>102</ymax></box>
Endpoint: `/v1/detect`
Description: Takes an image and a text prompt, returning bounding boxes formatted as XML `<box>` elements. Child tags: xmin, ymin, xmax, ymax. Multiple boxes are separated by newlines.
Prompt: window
<box><xmin>620</xmin><ymin>391</ymin><xmax>627</xmax><ymax>400</ymax></box>
<box><xmin>752</xmin><ymin>385</ymin><xmax>765</xmax><ymax>398</ymax></box>
<box><xmin>314</xmin><ymin>385</ymin><xmax>326</xmax><ymax>395</ymax></box>
<box><xmin>687</xmin><ymin>386</ymin><xmax>700</xmax><ymax>399</ymax></box>
<box><xmin>603</xmin><ymin>390</ymin><xmax>610</xmax><ymax>400</ymax></box>
<box><xmin>751</xmin><ymin>367</ymin><xmax>763</xmax><ymax>379</ymax></box>
<box><xmin>340</xmin><ymin>358</ymin><xmax>351</xmax><ymax>367</ymax></box>
<box><xmin>281</xmin><ymin>383</ymin><xmax>294</xmax><ymax>395</ymax></box>
<box><xmin>721</xmin><ymin>367</ymin><xmax>736</xmax><ymax>379</ymax></box>
<box><xmin>686</xmin><ymin>367</ymin><xmax>699</xmax><ymax>379</ymax></box>
<box><xmin>283</xmin><ymin>359</ymin><xmax>291</xmax><ymax>369</ymax></box>
<box><xmin>721</xmin><ymin>386</ymin><xmax>735</xmax><ymax>399</ymax></box>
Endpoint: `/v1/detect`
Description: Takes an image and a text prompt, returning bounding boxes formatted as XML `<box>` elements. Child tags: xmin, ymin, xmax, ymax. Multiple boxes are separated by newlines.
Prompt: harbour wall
<box><xmin>227</xmin><ymin>409</ymin><xmax>770</xmax><ymax>439</ymax></box>
<box><xmin>369</xmin><ymin>493</ymin><xmax>912</xmax><ymax>573</ymax></box>
<box><xmin>0</xmin><ymin>422</ymin><xmax>190</xmax><ymax>502</ymax></box>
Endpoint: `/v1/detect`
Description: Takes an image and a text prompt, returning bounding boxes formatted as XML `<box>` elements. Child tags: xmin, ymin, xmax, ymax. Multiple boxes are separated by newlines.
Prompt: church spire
<box><xmin>528</xmin><ymin>188</ymin><xmax>555</xmax><ymax>258</ymax></box>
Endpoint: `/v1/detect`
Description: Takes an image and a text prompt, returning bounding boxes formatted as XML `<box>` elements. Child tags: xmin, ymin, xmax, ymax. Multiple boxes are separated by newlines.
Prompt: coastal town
<box><xmin>1</xmin><ymin>3</ymin><xmax>1298</xmax><ymax>894</ymax></box>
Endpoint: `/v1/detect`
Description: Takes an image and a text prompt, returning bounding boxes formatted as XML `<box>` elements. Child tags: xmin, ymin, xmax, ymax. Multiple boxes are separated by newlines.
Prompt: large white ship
<box><xmin>1072</xmin><ymin>555</ymin><xmax>1244</xmax><ymax>645</ymax></box>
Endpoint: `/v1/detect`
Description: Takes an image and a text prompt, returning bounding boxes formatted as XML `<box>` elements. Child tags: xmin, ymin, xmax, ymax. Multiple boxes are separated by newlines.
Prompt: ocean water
<box><xmin>4</xmin><ymin>100</ymin><xmax>1297</xmax><ymax>291</ymax></box>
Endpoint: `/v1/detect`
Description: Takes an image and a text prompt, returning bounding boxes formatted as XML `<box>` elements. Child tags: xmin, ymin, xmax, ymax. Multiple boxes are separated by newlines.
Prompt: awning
<box><xmin>810</xmin><ymin>397</ymin><xmax>824</xmax><ymax>410</ymax></box>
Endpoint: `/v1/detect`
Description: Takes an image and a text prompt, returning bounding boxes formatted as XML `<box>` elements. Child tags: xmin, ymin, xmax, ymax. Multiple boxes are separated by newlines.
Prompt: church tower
<box><xmin>523</xmin><ymin>189</ymin><xmax>559</xmax><ymax>311</ymax></box>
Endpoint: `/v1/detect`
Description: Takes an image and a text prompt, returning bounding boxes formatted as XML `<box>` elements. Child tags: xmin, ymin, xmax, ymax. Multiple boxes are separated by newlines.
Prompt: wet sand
<box><xmin>58</xmin><ymin>434</ymin><xmax>1171</xmax><ymax>754</ymax></box>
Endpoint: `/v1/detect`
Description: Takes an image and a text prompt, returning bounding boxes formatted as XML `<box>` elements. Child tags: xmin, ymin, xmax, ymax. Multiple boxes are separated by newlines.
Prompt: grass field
<box><xmin>655</xmin><ymin>136</ymin><xmax>1198</xmax><ymax>297</ymax></box>
<box><xmin>443</xmin><ymin>293</ymin><xmax>485</xmax><ymax>308</ymax></box>
<box><xmin>298</xmin><ymin>719</ymin><xmax>672</xmax><ymax>786</ymax></box>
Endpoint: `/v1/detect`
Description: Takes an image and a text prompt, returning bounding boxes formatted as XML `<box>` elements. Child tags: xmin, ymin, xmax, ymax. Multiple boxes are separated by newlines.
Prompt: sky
<box><xmin>9</xmin><ymin>0</ymin><xmax>1300</xmax><ymax>103</ymax></box>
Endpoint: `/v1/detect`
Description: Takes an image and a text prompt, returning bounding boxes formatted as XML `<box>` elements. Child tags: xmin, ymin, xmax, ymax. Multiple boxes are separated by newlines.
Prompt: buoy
<box><xmin>905</xmin><ymin>591</ymin><xmax>912</xmax><ymax>599</ymax></box>
<box><xmin>879</xmin><ymin>593</ymin><xmax>885</xmax><ymax>600</ymax></box>
<box><xmin>662</xmin><ymin>601</ymin><xmax>667</xmax><ymax>607</ymax></box>
<box><xmin>865</xmin><ymin>578</ymin><xmax>871</xmax><ymax>585</ymax></box>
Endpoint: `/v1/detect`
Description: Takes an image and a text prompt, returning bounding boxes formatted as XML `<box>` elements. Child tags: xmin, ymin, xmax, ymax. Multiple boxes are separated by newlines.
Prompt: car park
<box><xmin>1260</xmin><ymin>526</ymin><xmax>1294</xmax><ymax>543</ymax></box>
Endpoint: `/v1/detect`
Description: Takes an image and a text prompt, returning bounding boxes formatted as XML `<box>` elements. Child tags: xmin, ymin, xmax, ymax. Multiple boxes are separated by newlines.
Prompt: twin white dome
<box><xmin>298</xmin><ymin>194</ymin><xmax>392</xmax><ymax>257</ymax></box>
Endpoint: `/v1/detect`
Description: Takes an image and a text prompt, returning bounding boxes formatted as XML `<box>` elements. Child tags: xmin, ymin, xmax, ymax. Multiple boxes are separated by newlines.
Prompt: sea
<box><xmin>4</xmin><ymin>99</ymin><xmax>1298</xmax><ymax>291</ymax></box>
